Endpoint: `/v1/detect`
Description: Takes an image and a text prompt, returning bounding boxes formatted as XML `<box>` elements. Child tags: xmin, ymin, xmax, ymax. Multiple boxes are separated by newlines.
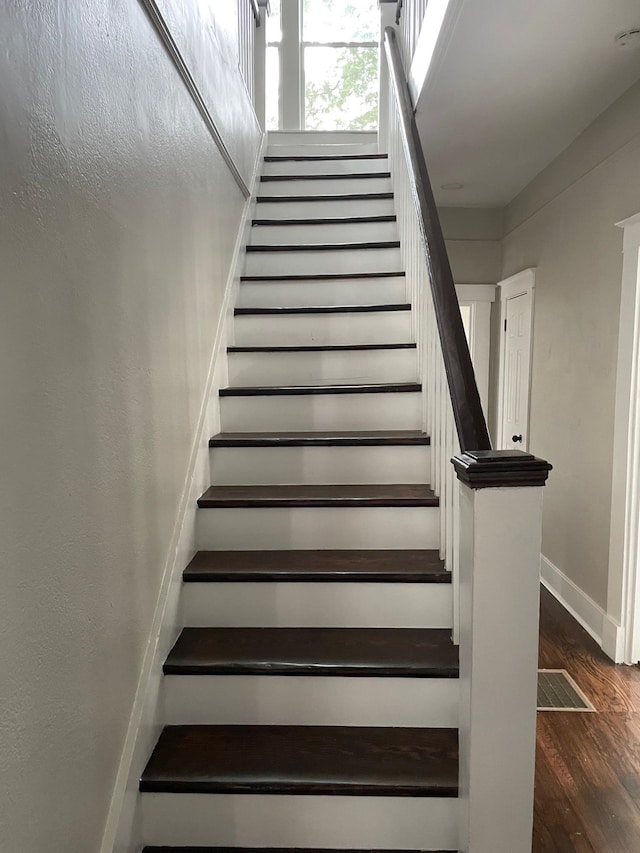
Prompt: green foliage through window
<box><xmin>305</xmin><ymin>46</ymin><xmax>378</xmax><ymax>131</ymax></box>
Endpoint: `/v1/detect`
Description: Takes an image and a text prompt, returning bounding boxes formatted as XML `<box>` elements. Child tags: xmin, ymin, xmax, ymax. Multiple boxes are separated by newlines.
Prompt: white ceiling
<box><xmin>414</xmin><ymin>0</ymin><xmax>640</xmax><ymax>208</ymax></box>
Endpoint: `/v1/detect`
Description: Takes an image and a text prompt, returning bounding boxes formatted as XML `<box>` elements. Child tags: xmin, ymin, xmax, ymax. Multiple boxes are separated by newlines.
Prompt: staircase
<box><xmin>138</xmin><ymin>131</ymin><xmax>459</xmax><ymax>852</ymax></box>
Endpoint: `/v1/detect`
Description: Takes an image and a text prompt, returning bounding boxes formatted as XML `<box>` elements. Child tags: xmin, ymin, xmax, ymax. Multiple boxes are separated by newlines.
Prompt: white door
<box><xmin>500</xmin><ymin>291</ymin><xmax>532</xmax><ymax>450</ymax></box>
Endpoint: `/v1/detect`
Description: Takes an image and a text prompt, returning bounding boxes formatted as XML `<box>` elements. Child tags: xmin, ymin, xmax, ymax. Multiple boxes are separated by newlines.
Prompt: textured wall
<box><xmin>0</xmin><ymin>1</ymin><xmax>259</xmax><ymax>850</ymax></box>
<box><xmin>501</xmin><ymin>79</ymin><xmax>640</xmax><ymax>610</ymax></box>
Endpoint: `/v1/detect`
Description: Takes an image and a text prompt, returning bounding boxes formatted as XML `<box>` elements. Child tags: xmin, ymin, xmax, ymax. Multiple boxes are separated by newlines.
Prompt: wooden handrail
<box><xmin>250</xmin><ymin>0</ymin><xmax>260</xmax><ymax>25</ymax></box>
<box><xmin>384</xmin><ymin>27</ymin><xmax>491</xmax><ymax>453</ymax></box>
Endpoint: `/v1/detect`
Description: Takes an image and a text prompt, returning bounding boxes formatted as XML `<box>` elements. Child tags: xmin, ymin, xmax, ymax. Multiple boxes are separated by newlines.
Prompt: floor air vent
<box><xmin>537</xmin><ymin>669</ymin><xmax>596</xmax><ymax>711</ymax></box>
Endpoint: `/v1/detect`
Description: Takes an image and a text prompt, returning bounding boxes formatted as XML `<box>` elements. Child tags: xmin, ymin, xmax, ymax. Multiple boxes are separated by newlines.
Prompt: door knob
<box><xmin>512</xmin><ymin>434</ymin><xmax>523</xmax><ymax>443</ymax></box>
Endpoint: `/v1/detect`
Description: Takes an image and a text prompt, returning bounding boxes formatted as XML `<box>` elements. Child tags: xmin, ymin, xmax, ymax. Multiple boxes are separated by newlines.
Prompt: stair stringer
<box><xmin>99</xmin><ymin>133</ymin><xmax>267</xmax><ymax>853</ymax></box>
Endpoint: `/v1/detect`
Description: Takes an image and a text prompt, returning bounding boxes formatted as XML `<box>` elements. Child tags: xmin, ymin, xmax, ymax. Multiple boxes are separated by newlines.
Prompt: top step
<box><xmin>267</xmin><ymin>131</ymin><xmax>379</xmax><ymax>158</ymax></box>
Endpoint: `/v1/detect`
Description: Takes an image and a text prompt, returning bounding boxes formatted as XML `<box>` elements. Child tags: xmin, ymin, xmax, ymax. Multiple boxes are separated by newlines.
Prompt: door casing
<box><xmin>496</xmin><ymin>268</ymin><xmax>536</xmax><ymax>451</ymax></box>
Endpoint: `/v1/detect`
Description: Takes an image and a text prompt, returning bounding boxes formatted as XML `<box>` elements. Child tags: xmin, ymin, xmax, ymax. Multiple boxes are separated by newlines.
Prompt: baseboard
<box><xmin>540</xmin><ymin>554</ymin><xmax>606</xmax><ymax>647</ymax></box>
<box><xmin>601</xmin><ymin>616</ymin><xmax>625</xmax><ymax>663</ymax></box>
<box><xmin>100</xmin><ymin>132</ymin><xmax>266</xmax><ymax>853</ymax></box>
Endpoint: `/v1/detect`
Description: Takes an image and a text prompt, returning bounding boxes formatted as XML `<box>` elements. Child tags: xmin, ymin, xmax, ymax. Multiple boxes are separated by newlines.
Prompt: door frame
<box><xmin>496</xmin><ymin>268</ymin><xmax>536</xmax><ymax>450</ymax></box>
<box><xmin>607</xmin><ymin>212</ymin><xmax>640</xmax><ymax>663</ymax></box>
<box><xmin>456</xmin><ymin>284</ymin><xmax>496</xmax><ymax>421</ymax></box>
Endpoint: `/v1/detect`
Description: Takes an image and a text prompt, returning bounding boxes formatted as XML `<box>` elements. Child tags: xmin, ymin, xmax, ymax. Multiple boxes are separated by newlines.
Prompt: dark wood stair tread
<box><xmin>264</xmin><ymin>153</ymin><xmax>389</xmax><ymax>161</ymax></box>
<box><xmin>261</xmin><ymin>173</ymin><xmax>391</xmax><ymax>182</ymax></box>
<box><xmin>140</xmin><ymin>725</ymin><xmax>458</xmax><ymax>796</ymax></box>
<box><xmin>257</xmin><ymin>193</ymin><xmax>394</xmax><ymax>203</ymax></box>
<box><xmin>197</xmin><ymin>484</ymin><xmax>438</xmax><ymax>508</ymax></box>
<box><xmin>183</xmin><ymin>550</ymin><xmax>448</xmax><ymax>582</ymax></box>
<box><xmin>246</xmin><ymin>241</ymin><xmax>400</xmax><ymax>253</ymax></box>
<box><xmin>241</xmin><ymin>271</ymin><xmax>404</xmax><ymax>281</ymax></box>
<box><xmin>234</xmin><ymin>303</ymin><xmax>408</xmax><ymax>315</ymax></box>
<box><xmin>142</xmin><ymin>848</ymin><xmax>455</xmax><ymax>853</ymax></box>
<box><xmin>252</xmin><ymin>215</ymin><xmax>397</xmax><ymax>226</ymax></box>
<box><xmin>219</xmin><ymin>382</ymin><xmax>421</xmax><ymax>397</ymax></box>
<box><xmin>209</xmin><ymin>430</ymin><xmax>429</xmax><ymax>447</ymax></box>
<box><xmin>164</xmin><ymin>627</ymin><xmax>458</xmax><ymax>677</ymax></box>
<box><xmin>228</xmin><ymin>343</ymin><xmax>416</xmax><ymax>353</ymax></box>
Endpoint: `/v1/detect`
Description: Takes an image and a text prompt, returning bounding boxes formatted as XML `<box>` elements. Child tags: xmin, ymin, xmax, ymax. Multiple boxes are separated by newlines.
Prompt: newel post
<box><xmin>452</xmin><ymin>450</ymin><xmax>552</xmax><ymax>853</ymax></box>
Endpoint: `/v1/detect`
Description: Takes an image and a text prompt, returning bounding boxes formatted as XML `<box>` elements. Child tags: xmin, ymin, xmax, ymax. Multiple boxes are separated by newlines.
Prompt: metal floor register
<box><xmin>537</xmin><ymin>669</ymin><xmax>596</xmax><ymax>712</ymax></box>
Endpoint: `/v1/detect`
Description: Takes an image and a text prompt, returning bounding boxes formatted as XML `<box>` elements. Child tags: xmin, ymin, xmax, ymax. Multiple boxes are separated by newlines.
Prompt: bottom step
<box><xmin>141</xmin><ymin>727</ymin><xmax>458</xmax><ymax>847</ymax></box>
<box><xmin>143</xmin><ymin>848</ymin><xmax>457</xmax><ymax>852</ymax></box>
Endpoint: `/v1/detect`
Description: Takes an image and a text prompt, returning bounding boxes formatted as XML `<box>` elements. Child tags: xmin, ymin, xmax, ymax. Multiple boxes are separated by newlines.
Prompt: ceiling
<box><xmin>414</xmin><ymin>0</ymin><xmax>640</xmax><ymax>208</ymax></box>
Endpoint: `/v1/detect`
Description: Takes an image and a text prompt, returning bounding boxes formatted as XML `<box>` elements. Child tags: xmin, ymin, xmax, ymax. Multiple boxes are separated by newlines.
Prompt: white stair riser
<box><xmin>233</xmin><ymin>311</ymin><xmax>411</xmax><ymax>347</ymax></box>
<box><xmin>260</xmin><ymin>177</ymin><xmax>391</xmax><ymax>197</ymax></box>
<box><xmin>196</xmin><ymin>506</ymin><xmax>439</xmax><ymax>550</ymax></box>
<box><xmin>268</xmin><ymin>130</ymin><xmax>378</xmax><ymax>146</ymax></box>
<box><xmin>220</xmin><ymin>391</ymin><xmax>422</xmax><ymax>432</ymax></box>
<box><xmin>209</xmin><ymin>445</ymin><xmax>430</xmax><ymax>485</ymax></box>
<box><xmin>238</xmin><ymin>277</ymin><xmax>407</xmax><ymax>307</ymax></box>
<box><xmin>266</xmin><ymin>144</ymin><xmax>379</xmax><ymax>157</ymax></box>
<box><xmin>263</xmin><ymin>158</ymin><xmax>389</xmax><ymax>177</ymax></box>
<box><xmin>256</xmin><ymin>198</ymin><xmax>395</xmax><ymax>219</ymax></box>
<box><xmin>228</xmin><ymin>348</ymin><xmax>417</xmax><ymax>386</ymax></box>
<box><xmin>243</xmin><ymin>247</ymin><xmax>401</xmax><ymax>277</ymax></box>
<box><xmin>181</xmin><ymin>580</ymin><xmax>451</xmax><ymax>627</ymax></box>
<box><xmin>249</xmin><ymin>221</ymin><xmax>397</xmax><ymax>245</ymax></box>
<box><xmin>162</xmin><ymin>675</ymin><xmax>457</xmax><ymax>727</ymax></box>
<box><xmin>141</xmin><ymin>794</ymin><xmax>459</xmax><ymax>850</ymax></box>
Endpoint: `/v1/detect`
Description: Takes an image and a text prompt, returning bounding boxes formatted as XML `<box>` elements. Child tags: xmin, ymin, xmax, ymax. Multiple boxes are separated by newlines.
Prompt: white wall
<box><xmin>0</xmin><ymin>1</ymin><xmax>260</xmax><ymax>850</ymax></box>
<box><xmin>439</xmin><ymin>206</ymin><xmax>503</xmax><ymax>283</ymax></box>
<box><xmin>439</xmin><ymin>207</ymin><xmax>503</xmax><ymax>427</ymax></box>
<box><xmin>501</xmin><ymin>78</ymin><xmax>640</xmax><ymax>612</ymax></box>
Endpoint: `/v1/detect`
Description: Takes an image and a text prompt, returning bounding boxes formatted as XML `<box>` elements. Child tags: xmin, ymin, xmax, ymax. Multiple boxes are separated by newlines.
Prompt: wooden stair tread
<box><xmin>261</xmin><ymin>172</ymin><xmax>391</xmax><ymax>182</ymax></box>
<box><xmin>240</xmin><ymin>271</ymin><xmax>404</xmax><ymax>281</ymax></box>
<box><xmin>252</xmin><ymin>215</ymin><xmax>397</xmax><ymax>226</ymax></box>
<box><xmin>256</xmin><ymin>193</ymin><xmax>394</xmax><ymax>203</ymax></box>
<box><xmin>142</xmin><ymin>848</ymin><xmax>455</xmax><ymax>853</ymax></box>
<box><xmin>234</xmin><ymin>304</ymin><xmax>409</xmax><ymax>315</ymax></box>
<box><xmin>264</xmin><ymin>153</ymin><xmax>389</xmax><ymax>161</ymax></box>
<box><xmin>183</xmin><ymin>550</ymin><xmax>449</xmax><ymax>582</ymax></box>
<box><xmin>209</xmin><ymin>430</ymin><xmax>430</xmax><ymax>447</ymax></box>
<box><xmin>227</xmin><ymin>343</ymin><xmax>416</xmax><ymax>353</ymax></box>
<box><xmin>197</xmin><ymin>484</ymin><xmax>438</xmax><ymax>508</ymax></box>
<box><xmin>219</xmin><ymin>382</ymin><xmax>421</xmax><ymax>397</ymax></box>
<box><xmin>164</xmin><ymin>628</ymin><xmax>458</xmax><ymax>677</ymax></box>
<box><xmin>140</xmin><ymin>725</ymin><xmax>458</xmax><ymax>796</ymax></box>
<box><xmin>246</xmin><ymin>241</ymin><xmax>400</xmax><ymax>253</ymax></box>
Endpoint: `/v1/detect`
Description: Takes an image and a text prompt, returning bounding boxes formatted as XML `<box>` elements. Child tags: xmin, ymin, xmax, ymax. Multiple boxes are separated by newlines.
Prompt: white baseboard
<box><xmin>601</xmin><ymin>616</ymin><xmax>626</xmax><ymax>664</ymax></box>
<box><xmin>539</xmin><ymin>554</ymin><xmax>619</xmax><ymax>659</ymax></box>
<box><xmin>100</xmin><ymin>133</ymin><xmax>265</xmax><ymax>853</ymax></box>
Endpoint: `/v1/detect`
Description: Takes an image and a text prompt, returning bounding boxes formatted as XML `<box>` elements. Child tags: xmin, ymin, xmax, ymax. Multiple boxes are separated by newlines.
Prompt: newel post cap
<box><xmin>452</xmin><ymin>449</ymin><xmax>552</xmax><ymax>489</ymax></box>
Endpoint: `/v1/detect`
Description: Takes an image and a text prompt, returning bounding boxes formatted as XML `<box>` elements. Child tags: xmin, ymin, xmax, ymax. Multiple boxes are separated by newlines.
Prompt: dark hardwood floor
<box><xmin>534</xmin><ymin>586</ymin><xmax>640</xmax><ymax>851</ymax></box>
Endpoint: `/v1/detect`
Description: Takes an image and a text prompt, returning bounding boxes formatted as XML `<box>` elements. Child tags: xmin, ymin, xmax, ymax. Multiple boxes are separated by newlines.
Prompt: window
<box><xmin>266</xmin><ymin>0</ymin><xmax>379</xmax><ymax>131</ymax></box>
<box><xmin>265</xmin><ymin>0</ymin><xmax>282</xmax><ymax>129</ymax></box>
<box><xmin>303</xmin><ymin>0</ymin><xmax>378</xmax><ymax>131</ymax></box>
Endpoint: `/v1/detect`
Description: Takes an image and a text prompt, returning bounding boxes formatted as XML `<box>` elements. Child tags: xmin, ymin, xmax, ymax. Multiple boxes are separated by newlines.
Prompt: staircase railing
<box><xmin>382</xmin><ymin>20</ymin><xmax>552</xmax><ymax>853</ymax></box>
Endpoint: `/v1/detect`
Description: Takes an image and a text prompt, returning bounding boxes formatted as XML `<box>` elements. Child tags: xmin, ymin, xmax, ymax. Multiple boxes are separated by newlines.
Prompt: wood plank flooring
<box><xmin>534</xmin><ymin>587</ymin><xmax>640</xmax><ymax>851</ymax></box>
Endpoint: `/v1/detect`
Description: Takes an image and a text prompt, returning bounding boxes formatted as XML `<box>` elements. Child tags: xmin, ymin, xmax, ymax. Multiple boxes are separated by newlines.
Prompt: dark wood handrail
<box><xmin>249</xmin><ymin>0</ymin><xmax>260</xmax><ymax>25</ymax></box>
<box><xmin>384</xmin><ymin>27</ymin><xmax>491</xmax><ymax>453</ymax></box>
